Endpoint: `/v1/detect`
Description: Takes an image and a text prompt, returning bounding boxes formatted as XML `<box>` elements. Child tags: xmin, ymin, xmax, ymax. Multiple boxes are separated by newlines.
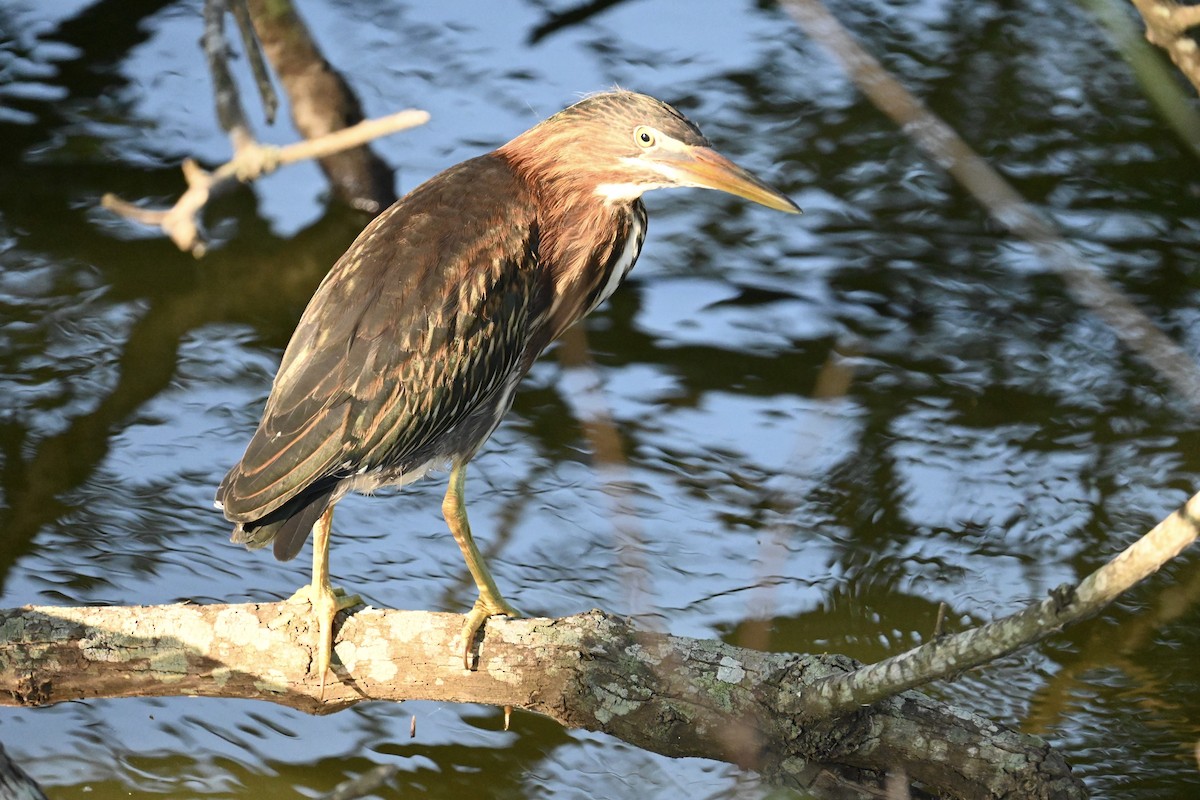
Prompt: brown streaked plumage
<box><xmin>216</xmin><ymin>89</ymin><xmax>799</xmax><ymax>692</ymax></box>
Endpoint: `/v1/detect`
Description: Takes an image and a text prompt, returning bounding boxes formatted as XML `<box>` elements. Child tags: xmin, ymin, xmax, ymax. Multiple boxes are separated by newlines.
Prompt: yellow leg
<box><xmin>443</xmin><ymin>463</ymin><xmax>522</xmax><ymax>669</ymax></box>
<box><xmin>285</xmin><ymin>505</ymin><xmax>360</xmax><ymax>697</ymax></box>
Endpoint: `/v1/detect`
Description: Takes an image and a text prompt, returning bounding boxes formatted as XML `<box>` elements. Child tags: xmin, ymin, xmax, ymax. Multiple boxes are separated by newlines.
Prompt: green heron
<box><xmin>216</xmin><ymin>90</ymin><xmax>799</xmax><ymax>690</ymax></box>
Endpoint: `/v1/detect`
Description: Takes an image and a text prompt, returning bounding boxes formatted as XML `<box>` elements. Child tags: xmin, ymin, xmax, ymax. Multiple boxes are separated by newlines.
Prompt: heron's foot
<box><xmin>287</xmin><ymin>582</ymin><xmax>361</xmax><ymax>697</ymax></box>
<box><xmin>285</xmin><ymin>583</ymin><xmax>357</xmax><ymax>605</ymax></box>
<box><xmin>461</xmin><ymin>594</ymin><xmax>522</xmax><ymax>671</ymax></box>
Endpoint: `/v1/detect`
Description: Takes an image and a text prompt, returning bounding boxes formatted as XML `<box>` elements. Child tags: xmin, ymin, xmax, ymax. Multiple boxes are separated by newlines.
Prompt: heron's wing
<box><xmin>217</xmin><ymin>155</ymin><xmax>546</xmax><ymax>523</ymax></box>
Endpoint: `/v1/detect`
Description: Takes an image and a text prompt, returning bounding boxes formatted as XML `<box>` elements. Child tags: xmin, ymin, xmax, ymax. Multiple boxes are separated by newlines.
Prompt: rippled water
<box><xmin>2</xmin><ymin>1</ymin><xmax>1199</xmax><ymax>798</ymax></box>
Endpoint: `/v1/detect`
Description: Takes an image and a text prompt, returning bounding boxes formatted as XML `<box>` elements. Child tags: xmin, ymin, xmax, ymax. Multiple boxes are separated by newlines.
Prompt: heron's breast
<box><xmin>584</xmin><ymin>206</ymin><xmax>647</xmax><ymax>316</ymax></box>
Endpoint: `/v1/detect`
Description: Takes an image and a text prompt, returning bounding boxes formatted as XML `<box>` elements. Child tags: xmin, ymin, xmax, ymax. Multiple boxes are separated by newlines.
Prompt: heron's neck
<box><xmin>495</xmin><ymin>145</ymin><xmax>647</xmax><ymax>341</ymax></box>
<box><xmin>538</xmin><ymin>181</ymin><xmax>646</xmax><ymax>343</ymax></box>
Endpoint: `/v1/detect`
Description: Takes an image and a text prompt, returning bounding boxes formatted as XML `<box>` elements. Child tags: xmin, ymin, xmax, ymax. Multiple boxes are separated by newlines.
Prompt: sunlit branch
<box><xmin>1025</xmin><ymin>553</ymin><xmax>1200</xmax><ymax>732</ymax></box>
<box><xmin>0</xmin><ymin>607</ymin><xmax>1083</xmax><ymax>798</ymax></box>
<box><xmin>794</xmin><ymin>490</ymin><xmax>1200</xmax><ymax>719</ymax></box>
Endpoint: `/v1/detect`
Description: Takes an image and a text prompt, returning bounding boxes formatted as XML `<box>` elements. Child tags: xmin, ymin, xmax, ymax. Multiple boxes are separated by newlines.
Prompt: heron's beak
<box><xmin>669</xmin><ymin>146</ymin><xmax>801</xmax><ymax>214</ymax></box>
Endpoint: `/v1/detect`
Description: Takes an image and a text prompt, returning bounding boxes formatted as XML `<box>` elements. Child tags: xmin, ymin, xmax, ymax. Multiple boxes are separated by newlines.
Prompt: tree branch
<box><xmin>102</xmin><ymin>0</ymin><xmax>421</xmax><ymax>255</ymax></box>
<box><xmin>796</xmin><ymin>490</ymin><xmax>1200</xmax><ymax>719</ymax></box>
<box><xmin>100</xmin><ymin>109</ymin><xmax>428</xmax><ymax>256</ymax></box>
<box><xmin>1</xmin><ymin>605</ymin><xmax>1081</xmax><ymax>799</ymax></box>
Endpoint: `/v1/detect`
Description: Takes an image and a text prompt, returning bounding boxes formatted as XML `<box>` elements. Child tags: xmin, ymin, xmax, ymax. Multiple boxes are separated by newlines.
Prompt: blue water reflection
<box><xmin>1</xmin><ymin>0</ymin><xmax>1198</xmax><ymax>798</ymax></box>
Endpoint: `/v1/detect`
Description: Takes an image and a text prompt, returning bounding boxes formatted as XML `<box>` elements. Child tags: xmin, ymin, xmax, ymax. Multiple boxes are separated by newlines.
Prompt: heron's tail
<box><xmin>224</xmin><ymin>482</ymin><xmax>337</xmax><ymax>562</ymax></box>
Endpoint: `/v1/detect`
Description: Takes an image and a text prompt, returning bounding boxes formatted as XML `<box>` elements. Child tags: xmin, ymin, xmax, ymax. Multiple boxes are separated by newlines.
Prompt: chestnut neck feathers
<box><xmin>495</xmin><ymin>91</ymin><xmax>701</xmax><ymax>340</ymax></box>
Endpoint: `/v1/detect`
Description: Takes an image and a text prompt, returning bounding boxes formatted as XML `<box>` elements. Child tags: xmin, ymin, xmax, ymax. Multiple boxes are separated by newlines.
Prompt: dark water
<box><xmin>2</xmin><ymin>0</ymin><xmax>1199</xmax><ymax>797</ymax></box>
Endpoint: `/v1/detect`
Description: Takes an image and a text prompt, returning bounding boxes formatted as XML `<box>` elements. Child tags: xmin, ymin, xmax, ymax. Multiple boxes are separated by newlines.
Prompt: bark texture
<box><xmin>1</xmin><ymin>603</ymin><xmax>1084</xmax><ymax>799</ymax></box>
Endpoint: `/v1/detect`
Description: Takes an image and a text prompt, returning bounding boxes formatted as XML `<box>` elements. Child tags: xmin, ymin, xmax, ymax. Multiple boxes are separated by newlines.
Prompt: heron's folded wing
<box><xmin>217</xmin><ymin>155</ymin><xmax>546</xmax><ymax>523</ymax></box>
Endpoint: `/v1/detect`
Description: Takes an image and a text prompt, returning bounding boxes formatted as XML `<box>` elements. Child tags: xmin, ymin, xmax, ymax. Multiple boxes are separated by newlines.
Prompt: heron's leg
<box><xmin>443</xmin><ymin>463</ymin><xmax>522</xmax><ymax>669</ymax></box>
<box><xmin>285</xmin><ymin>506</ymin><xmax>360</xmax><ymax>697</ymax></box>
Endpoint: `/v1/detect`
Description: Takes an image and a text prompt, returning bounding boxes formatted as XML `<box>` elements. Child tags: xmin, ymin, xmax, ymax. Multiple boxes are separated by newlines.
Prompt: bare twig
<box><xmin>268</xmin><ymin>112</ymin><xmax>429</xmax><ymax>166</ymax></box>
<box><xmin>1026</xmin><ymin>554</ymin><xmax>1200</xmax><ymax>732</ymax></box>
<box><xmin>782</xmin><ymin>0</ymin><xmax>1200</xmax><ymax>411</ymax></box>
<box><xmin>101</xmin><ymin>109</ymin><xmax>428</xmax><ymax>256</ymax></box>
<box><xmin>104</xmin><ymin>0</ymin><xmax>419</xmax><ymax>254</ymax></box>
<box><xmin>795</xmin><ymin>490</ymin><xmax>1200</xmax><ymax>719</ymax></box>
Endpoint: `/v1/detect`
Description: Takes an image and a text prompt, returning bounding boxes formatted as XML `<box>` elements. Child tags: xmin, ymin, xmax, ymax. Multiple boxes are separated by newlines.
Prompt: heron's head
<box><xmin>499</xmin><ymin>90</ymin><xmax>800</xmax><ymax>214</ymax></box>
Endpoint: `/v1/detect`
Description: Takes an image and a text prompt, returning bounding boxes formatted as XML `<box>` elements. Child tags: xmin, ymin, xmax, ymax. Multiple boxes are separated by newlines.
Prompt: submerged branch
<box><xmin>782</xmin><ymin>0</ymin><xmax>1200</xmax><ymax>410</ymax></box>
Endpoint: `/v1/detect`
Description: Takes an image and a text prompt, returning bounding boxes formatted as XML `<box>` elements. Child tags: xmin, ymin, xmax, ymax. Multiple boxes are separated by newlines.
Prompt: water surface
<box><xmin>2</xmin><ymin>1</ymin><xmax>1198</xmax><ymax>797</ymax></box>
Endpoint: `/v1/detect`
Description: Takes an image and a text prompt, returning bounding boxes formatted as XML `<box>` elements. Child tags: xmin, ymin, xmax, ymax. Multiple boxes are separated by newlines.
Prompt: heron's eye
<box><xmin>634</xmin><ymin>126</ymin><xmax>656</xmax><ymax>148</ymax></box>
